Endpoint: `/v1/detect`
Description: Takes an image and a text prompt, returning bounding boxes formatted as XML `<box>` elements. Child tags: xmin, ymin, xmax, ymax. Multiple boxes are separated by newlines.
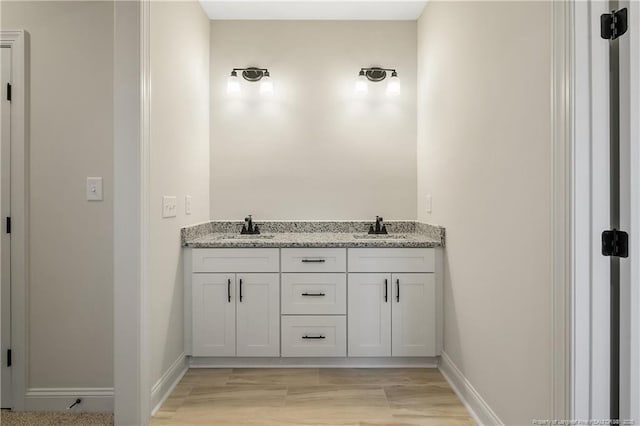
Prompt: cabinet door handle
<box><xmin>302</xmin><ymin>335</ymin><xmax>326</xmax><ymax>339</ymax></box>
<box><xmin>384</xmin><ymin>279</ymin><xmax>388</xmax><ymax>302</ymax></box>
<box><xmin>239</xmin><ymin>278</ymin><xmax>243</xmax><ymax>302</ymax></box>
<box><xmin>301</xmin><ymin>292</ymin><xmax>325</xmax><ymax>297</ymax></box>
<box><xmin>301</xmin><ymin>258</ymin><xmax>326</xmax><ymax>263</ymax></box>
<box><xmin>396</xmin><ymin>279</ymin><xmax>400</xmax><ymax>302</ymax></box>
<box><xmin>227</xmin><ymin>278</ymin><xmax>231</xmax><ymax>303</ymax></box>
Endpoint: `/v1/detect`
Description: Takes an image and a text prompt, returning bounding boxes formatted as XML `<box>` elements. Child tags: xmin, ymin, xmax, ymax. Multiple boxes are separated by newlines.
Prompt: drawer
<box><xmin>281</xmin><ymin>273</ymin><xmax>346</xmax><ymax>315</ymax></box>
<box><xmin>281</xmin><ymin>316</ymin><xmax>346</xmax><ymax>357</ymax></box>
<box><xmin>348</xmin><ymin>248</ymin><xmax>435</xmax><ymax>273</ymax></box>
<box><xmin>192</xmin><ymin>248</ymin><xmax>279</xmax><ymax>273</ymax></box>
<box><xmin>281</xmin><ymin>248</ymin><xmax>346</xmax><ymax>272</ymax></box>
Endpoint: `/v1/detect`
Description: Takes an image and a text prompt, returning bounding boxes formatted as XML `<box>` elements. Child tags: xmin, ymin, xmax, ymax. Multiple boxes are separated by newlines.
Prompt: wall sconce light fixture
<box><xmin>355</xmin><ymin>67</ymin><xmax>401</xmax><ymax>96</ymax></box>
<box><xmin>227</xmin><ymin>67</ymin><xmax>273</xmax><ymax>95</ymax></box>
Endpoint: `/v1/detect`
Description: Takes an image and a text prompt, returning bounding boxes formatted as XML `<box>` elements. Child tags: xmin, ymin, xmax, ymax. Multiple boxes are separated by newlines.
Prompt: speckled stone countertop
<box><xmin>182</xmin><ymin>221</ymin><xmax>445</xmax><ymax>249</ymax></box>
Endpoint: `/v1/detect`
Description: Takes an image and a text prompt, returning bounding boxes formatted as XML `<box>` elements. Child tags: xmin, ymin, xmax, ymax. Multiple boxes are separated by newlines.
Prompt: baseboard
<box><xmin>438</xmin><ymin>352</ymin><xmax>502</xmax><ymax>426</ymax></box>
<box><xmin>188</xmin><ymin>356</ymin><xmax>439</xmax><ymax>368</ymax></box>
<box><xmin>150</xmin><ymin>353</ymin><xmax>188</xmax><ymax>416</ymax></box>
<box><xmin>23</xmin><ymin>388</ymin><xmax>113</xmax><ymax>412</ymax></box>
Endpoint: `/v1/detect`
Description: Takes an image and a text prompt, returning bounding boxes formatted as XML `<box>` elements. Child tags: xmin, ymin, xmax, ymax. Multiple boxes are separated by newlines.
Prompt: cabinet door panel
<box><xmin>236</xmin><ymin>273</ymin><xmax>280</xmax><ymax>357</ymax></box>
<box><xmin>392</xmin><ymin>273</ymin><xmax>436</xmax><ymax>356</ymax></box>
<box><xmin>347</xmin><ymin>273</ymin><xmax>391</xmax><ymax>357</ymax></box>
<box><xmin>192</xmin><ymin>274</ymin><xmax>236</xmax><ymax>356</ymax></box>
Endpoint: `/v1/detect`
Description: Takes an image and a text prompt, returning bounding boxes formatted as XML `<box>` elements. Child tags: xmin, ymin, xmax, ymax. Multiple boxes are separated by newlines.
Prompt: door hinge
<box><xmin>602</xmin><ymin>229</ymin><xmax>629</xmax><ymax>258</ymax></box>
<box><xmin>7</xmin><ymin>349</ymin><xmax>11</xmax><ymax>367</ymax></box>
<box><xmin>5</xmin><ymin>217</ymin><xmax>10</xmax><ymax>234</ymax></box>
<box><xmin>6</xmin><ymin>83</ymin><xmax>10</xmax><ymax>102</ymax></box>
<box><xmin>601</xmin><ymin>8</ymin><xmax>628</xmax><ymax>40</ymax></box>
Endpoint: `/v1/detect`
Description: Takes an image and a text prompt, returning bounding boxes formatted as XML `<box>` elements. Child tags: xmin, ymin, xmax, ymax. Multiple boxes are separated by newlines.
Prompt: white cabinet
<box><xmin>188</xmin><ymin>249</ymin><xmax>280</xmax><ymax>357</ymax></box>
<box><xmin>281</xmin><ymin>316</ymin><xmax>347</xmax><ymax>357</ymax></box>
<box><xmin>348</xmin><ymin>272</ymin><xmax>437</xmax><ymax>357</ymax></box>
<box><xmin>391</xmin><ymin>273</ymin><xmax>437</xmax><ymax>356</ymax></box>
<box><xmin>348</xmin><ymin>273</ymin><xmax>392</xmax><ymax>357</ymax></box>
<box><xmin>192</xmin><ymin>273</ymin><xmax>236</xmax><ymax>356</ymax></box>
<box><xmin>236</xmin><ymin>273</ymin><xmax>280</xmax><ymax>357</ymax></box>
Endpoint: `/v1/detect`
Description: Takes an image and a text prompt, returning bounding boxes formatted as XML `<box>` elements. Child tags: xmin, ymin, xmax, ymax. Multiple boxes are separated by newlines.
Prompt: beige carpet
<box><xmin>0</xmin><ymin>411</ymin><xmax>113</xmax><ymax>426</ymax></box>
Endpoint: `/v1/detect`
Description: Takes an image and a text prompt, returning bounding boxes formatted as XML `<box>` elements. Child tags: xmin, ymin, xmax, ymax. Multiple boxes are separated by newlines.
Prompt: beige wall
<box><xmin>149</xmin><ymin>0</ymin><xmax>210</xmax><ymax>386</ymax></box>
<box><xmin>417</xmin><ymin>2</ymin><xmax>552</xmax><ymax>424</ymax></box>
<box><xmin>210</xmin><ymin>21</ymin><xmax>417</xmax><ymax>220</ymax></box>
<box><xmin>1</xmin><ymin>1</ymin><xmax>114</xmax><ymax>389</ymax></box>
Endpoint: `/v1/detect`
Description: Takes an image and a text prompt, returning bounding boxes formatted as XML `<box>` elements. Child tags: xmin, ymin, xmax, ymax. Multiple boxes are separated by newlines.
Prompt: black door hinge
<box><xmin>5</xmin><ymin>217</ymin><xmax>10</xmax><ymax>234</ymax></box>
<box><xmin>602</xmin><ymin>229</ymin><xmax>629</xmax><ymax>258</ymax></box>
<box><xmin>601</xmin><ymin>8</ymin><xmax>628</xmax><ymax>40</ymax></box>
<box><xmin>7</xmin><ymin>349</ymin><xmax>11</xmax><ymax>367</ymax></box>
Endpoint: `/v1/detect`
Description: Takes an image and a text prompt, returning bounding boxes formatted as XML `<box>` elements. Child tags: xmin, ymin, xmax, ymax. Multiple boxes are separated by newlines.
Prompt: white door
<box><xmin>236</xmin><ymin>273</ymin><xmax>279</xmax><ymax>357</ymax></box>
<box><xmin>192</xmin><ymin>273</ymin><xmax>236</xmax><ymax>356</ymax></box>
<box><xmin>347</xmin><ymin>273</ymin><xmax>391</xmax><ymax>357</ymax></box>
<box><xmin>391</xmin><ymin>273</ymin><xmax>436</xmax><ymax>357</ymax></box>
<box><xmin>1</xmin><ymin>46</ymin><xmax>12</xmax><ymax>409</ymax></box>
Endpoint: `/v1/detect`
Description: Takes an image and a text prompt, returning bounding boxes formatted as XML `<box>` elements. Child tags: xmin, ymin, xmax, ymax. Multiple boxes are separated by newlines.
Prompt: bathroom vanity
<box><xmin>182</xmin><ymin>221</ymin><xmax>444</xmax><ymax>367</ymax></box>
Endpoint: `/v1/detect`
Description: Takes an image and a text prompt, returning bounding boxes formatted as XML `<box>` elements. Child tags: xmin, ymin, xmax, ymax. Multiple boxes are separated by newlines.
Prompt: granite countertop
<box><xmin>182</xmin><ymin>221</ymin><xmax>445</xmax><ymax>249</ymax></box>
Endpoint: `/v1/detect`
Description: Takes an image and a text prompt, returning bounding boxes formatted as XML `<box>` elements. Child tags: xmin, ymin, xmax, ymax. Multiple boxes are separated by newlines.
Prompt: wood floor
<box><xmin>150</xmin><ymin>368</ymin><xmax>475</xmax><ymax>426</ymax></box>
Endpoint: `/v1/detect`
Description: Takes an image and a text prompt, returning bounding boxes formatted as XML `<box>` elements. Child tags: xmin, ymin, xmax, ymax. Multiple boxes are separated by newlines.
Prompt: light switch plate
<box><xmin>426</xmin><ymin>194</ymin><xmax>432</xmax><ymax>214</ymax></box>
<box><xmin>162</xmin><ymin>196</ymin><xmax>177</xmax><ymax>218</ymax></box>
<box><xmin>86</xmin><ymin>177</ymin><xmax>103</xmax><ymax>201</ymax></box>
<box><xmin>185</xmin><ymin>195</ymin><xmax>192</xmax><ymax>215</ymax></box>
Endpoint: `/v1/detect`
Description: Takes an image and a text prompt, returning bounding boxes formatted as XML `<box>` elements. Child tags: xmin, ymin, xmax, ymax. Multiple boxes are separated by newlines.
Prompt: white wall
<box><xmin>1</xmin><ymin>1</ymin><xmax>114</xmax><ymax>389</ymax></box>
<box><xmin>210</xmin><ymin>21</ymin><xmax>417</xmax><ymax>220</ymax></box>
<box><xmin>149</xmin><ymin>0</ymin><xmax>210</xmax><ymax>387</ymax></box>
<box><xmin>417</xmin><ymin>2</ymin><xmax>553</xmax><ymax>424</ymax></box>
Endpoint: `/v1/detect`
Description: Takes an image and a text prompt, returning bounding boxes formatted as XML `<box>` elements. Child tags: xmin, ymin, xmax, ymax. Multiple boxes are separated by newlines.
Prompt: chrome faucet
<box><xmin>368</xmin><ymin>216</ymin><xmax>388</xmax><ymax>235</ymax></box>
<box><xmin>241</xmin><ymin>215</ymin><xmax>260</xmax><ymax>235</ymax></box>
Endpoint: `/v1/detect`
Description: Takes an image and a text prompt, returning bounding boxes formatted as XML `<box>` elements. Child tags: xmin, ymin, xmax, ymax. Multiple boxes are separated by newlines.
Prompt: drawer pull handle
<box><xmin>227</xmin><ymin>278</ymin><xmax>231</xmax><ymax>303</ymax></box>
<box><xmin>301</xmin><ymin>259</ymin><xmax>326</xmax><ymax>263</ymax></box>
<box><xmin>396</xmin><ymin>279</ymin><xmax>400</xmax><ymax>302</ymax></box>
<box><xmin>301</xmin><ymin>292</ymin><xmax>326</xmax><ymax>297</ymax></box>
<box><xmin>302</xmin><ymin>335</ymin><xmax>326</xmax><ymax>339</ymax></box>
<box><xmin>384</xmin><ymin>279</ymin><xmax>388</xmax><ymax>303</ymax></box>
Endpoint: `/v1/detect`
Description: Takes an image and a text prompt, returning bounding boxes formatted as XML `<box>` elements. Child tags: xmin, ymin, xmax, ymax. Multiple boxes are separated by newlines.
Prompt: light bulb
<box><xmin>227</xmin><ymin>71</ymin><xmax>240</xmax><ymax>94</ymax></box>
<box><xmin>260</xmin><ymin>72</ymin><xmax>274</xmax><ymax>95</ymax></box>
<box><xmin>355</xmin><ymin>70</ymin><xmax>368</xmax><ymax>95</ymax></box>
<box><xmin>386</xmin><ymin>71</ymin><xmax>400</xmax><ymax>96</ymax></box>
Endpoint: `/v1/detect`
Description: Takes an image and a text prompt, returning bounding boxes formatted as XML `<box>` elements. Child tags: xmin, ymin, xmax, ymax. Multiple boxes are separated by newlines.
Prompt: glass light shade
<box><xmin>260</xmin><ymin>75</ymin><xmax>274</xmax><ymax>95</ymax></box>
<box><xmin>355</xmin><ymin>73</ymin><xmax>368</xmax><ymax>95</ymax></box>
<box><xmin>386</xmin><ymin>74</ymin><xmax>401</xmax><ymax>96</ymax></box>
<box><xmin>227</xmin><ymin>74</ymin><xmax>240</xmax><ymax>94</ymax></box>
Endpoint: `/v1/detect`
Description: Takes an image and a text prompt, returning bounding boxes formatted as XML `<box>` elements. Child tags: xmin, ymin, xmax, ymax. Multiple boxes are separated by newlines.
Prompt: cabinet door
<box><xmin>192</xmin><ymin>273</ymin><xmax>236</xmax><ymax>356</ymax></box>
<box><xmin>236</xmin><ymin>273</ymin><xmax>280</xmax><ymax>357</ymax></box>
<box><xmin>347</xmin><ymin>273</ymin><xmax>391</xmax><ymax>357</ymax></box>
<box><xmin>391</xmin><ymin>273</ymin><xmax>436</xmax><ymax>356</ymax></box>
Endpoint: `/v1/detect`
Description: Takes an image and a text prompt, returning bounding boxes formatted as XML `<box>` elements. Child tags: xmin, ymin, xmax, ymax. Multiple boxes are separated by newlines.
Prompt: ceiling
<box><xmin>199</xmin><ymin>1</ymin><xmax>428</xmax><ymax>20</ymax></box>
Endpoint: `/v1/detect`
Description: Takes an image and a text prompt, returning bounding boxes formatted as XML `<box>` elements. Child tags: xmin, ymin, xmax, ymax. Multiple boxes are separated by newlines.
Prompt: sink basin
<box><xmin>218</xmin><ymin>234</ymin><xmax>276</xmax><ymax>240</ymax></box>
<box><xmin>352</xmin><ymin>234</ymin><xmax>408</xmax><ymax>240</ymax></box>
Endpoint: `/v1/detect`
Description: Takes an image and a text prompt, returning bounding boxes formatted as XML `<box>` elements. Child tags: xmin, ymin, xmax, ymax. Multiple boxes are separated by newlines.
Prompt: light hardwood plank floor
<box><xmin>151</xmin><ymin>368</ymin><xmax>475</xmax><ymax>426</ymax></box>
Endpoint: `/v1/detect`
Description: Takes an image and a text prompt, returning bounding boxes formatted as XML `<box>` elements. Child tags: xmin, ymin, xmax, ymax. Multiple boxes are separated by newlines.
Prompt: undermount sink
<box><xmin>352</xmin><ymin>234</ymin><xmax>408</xmax><ymax>239</ymax></box>
<box><xmin>218</xmin><ymin>234</ymin><xmax>276</xmax><ymax>240</ymax></box>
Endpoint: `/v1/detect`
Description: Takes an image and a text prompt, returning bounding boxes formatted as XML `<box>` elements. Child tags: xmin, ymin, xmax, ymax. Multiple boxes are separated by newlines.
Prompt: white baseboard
<box><xmin>24</xmin><ymin>388</ymin><xmax>113</xmax><ymax>413</ymax></box>
<box><xmin>438</xmin><ymin>351</ymin><xmax>502</xmax><ymax>426</ymax></box>
<box><xmin>150</xmin><ymin>353</ymin><xmax>188</xmax><ymax>416</ymax></box>
<box><xmin>188</xmin><ymin>356</ymin><xmax>439</xmax><ymax>368</ymax></box>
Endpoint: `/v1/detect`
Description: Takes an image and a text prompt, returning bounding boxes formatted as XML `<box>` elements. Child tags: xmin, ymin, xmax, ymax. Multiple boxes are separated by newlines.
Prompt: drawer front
<box><xmin>281</xmin><ymin>316</ymin><xmax>346</xmax><ymax>357</ymax></box>
<box><xmin>192</xmin><ymin>248</ymin><xmax>279</xmax><ymax>273</ymax></box>
<box><xmin>348</xmin><ymin>248</ymin><xmax>435</xmax><ymax>273</ymax></box>
<box><xmin>281</xmin><ymin>248</ymin><xmax>347</xmax><ymax>273</ymax></box>
<box><xmin>281</xmin><ymin>273</ymin><xmax>346</xmax><ymax>315</ymax></box>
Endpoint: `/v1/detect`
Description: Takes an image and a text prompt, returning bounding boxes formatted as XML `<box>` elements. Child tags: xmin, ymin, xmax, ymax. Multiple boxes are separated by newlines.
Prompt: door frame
<box><xmin>113</xmin><ymin>0</ymin><xmax>151</xmax><ymax>424</ymax></box>
<box><xmin>0</xmin><ymin>30</ymin><xmax>29</xmax><ymax>411</ymax></box>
